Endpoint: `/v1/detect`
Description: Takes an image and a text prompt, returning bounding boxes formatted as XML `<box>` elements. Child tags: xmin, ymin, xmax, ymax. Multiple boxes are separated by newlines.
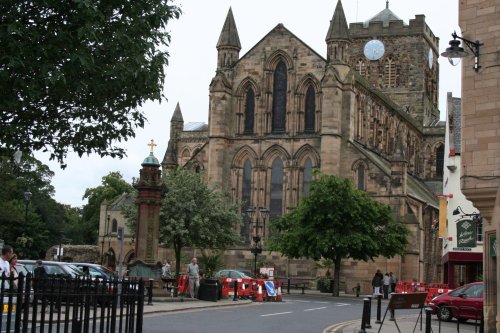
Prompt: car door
<box><xmin>455</xmin><ymin>284</ymin><xmax>483</xmax><ymax>320</ymax></box>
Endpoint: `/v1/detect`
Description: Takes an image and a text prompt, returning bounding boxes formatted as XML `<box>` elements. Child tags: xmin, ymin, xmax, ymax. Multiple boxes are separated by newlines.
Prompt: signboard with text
<box><xmin>456</xmin><ymin>219</ymin><xmax>476</xmax><ymax>248</ymax></box>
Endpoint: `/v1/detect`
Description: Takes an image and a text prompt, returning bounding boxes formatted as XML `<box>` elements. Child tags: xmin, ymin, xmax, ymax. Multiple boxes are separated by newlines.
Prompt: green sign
<box><xmin>456</xmin><ymin>219</ymin><xmax>476</xmax><ymax>248</ymax></box>
<box><xmin>490</xmin><ymin>235</ymin><xmax>497</xmax><ymax>257</ymax></box>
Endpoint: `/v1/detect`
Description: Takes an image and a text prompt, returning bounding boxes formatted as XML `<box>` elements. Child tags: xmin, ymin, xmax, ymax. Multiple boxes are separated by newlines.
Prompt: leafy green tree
<box><xmin>160</xmin><ymin>169</ymin><xmax>241</xmax><ymax>283</ymax></box>
<box><xmin>82</xmin><ymin>171</ymin><xmax>134</xmax><ymax>244</ymax></box>
<box><xmin>269</xmin><ymin>174</ymin><xmax>409</xmax><ymax>296</ymax></box>
<box><xmin>0</xmin><ymin>1</ymin><xmax>181</xmax><ymax>166</ymax></box>
<box><xmin>122</xmin><ymin>169</ymin><xmax>241</xmax><ymax>288</ymax></box>
<box><xmin>0</xmin><ymin>149</ymin><xmax>65</xmax><ymax>258</ymax></box>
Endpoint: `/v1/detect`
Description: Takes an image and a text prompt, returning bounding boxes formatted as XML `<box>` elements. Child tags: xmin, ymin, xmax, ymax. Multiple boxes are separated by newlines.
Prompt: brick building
<box><xmin>454</xmin><ymin>0</ymin><xmax>500</xmax><ymax>331</ymax></box>
<box><xmin>160</xmin><ymin>1</ymin><xmax>446</xmax><ymax>292</ymax></box>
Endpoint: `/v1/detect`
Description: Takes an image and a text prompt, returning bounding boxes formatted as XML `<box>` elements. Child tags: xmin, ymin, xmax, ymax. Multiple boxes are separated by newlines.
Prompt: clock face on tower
<box><xmin>428</xmin><ymin>48</ymin><xmax>434</xmax><ymax>69</ymax></box>
<box><xmin>364</xmin><ymin>39</ymin><xmax>385</xmax><ymax>61</ymax></box>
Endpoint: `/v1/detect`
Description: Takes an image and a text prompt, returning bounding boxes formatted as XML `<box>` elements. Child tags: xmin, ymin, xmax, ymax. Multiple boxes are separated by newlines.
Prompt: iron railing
<box><xmin>1</xmin><ymin>272</ymin><xmax>144</xmax><ymax>333</ymax></box>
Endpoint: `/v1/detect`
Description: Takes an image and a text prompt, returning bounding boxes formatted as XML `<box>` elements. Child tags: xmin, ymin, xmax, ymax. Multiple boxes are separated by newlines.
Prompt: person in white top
<box><xmin>383</xmin><ymin>272</ymin><xmax>391</xmax><ymax>299</ymax></box>
<box><xmin>0</xmin><ymin>245</ymin><xmax>14</xmax><ymax>277</ymax></box>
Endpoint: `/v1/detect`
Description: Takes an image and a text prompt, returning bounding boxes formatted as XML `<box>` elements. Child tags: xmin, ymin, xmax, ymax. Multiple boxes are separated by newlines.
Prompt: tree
<box><xmin>160</xmin><ymin>169</ymin><xmax>241</xmax><ymax>285</ymax></box>
<box><xmin>123</xmin><ymin>169</ymin><xmax>241</xmax><ymax>288</ymax></box>
<box><xmin>0</xmin><ymin>148</ymin><xmax>66</xmax><ymax>258</ymax></box>
<box><xmin>0</xmin><ymin>1</ymin><xmax>181</xmax><ymax>166</ymax></box>
<box><xmin>269</xmin><ymin>174</ymin><xmax>409</xmax><ymax>296</ymax></box>
<box><xmin>82</xmin><ymin>171</ymin><xmax>134</xmax><ymax>244</ymax></box>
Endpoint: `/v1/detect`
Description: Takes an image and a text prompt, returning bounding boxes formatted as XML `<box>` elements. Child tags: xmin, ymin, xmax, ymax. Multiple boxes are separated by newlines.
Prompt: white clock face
<box><xmin>364</xmin><ymin>39</ymin><xmax>385</xmax><ymax>61</ymax></box>
<box><xmin>428</xmin><ymin>48</ymin><xmax>434</xmax><ymax>69</ymax></box>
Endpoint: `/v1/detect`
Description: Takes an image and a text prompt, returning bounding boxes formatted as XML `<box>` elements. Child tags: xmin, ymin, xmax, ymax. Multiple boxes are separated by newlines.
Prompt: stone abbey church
<box><xmin>161</xmin><ymin>1</ymin><xmax>445</xmax><ymax>291</ymax></box>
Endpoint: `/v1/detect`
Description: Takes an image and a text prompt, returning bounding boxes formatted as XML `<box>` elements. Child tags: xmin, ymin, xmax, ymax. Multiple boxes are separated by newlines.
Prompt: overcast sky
<box><xmin>37</xmin><ymin>0</ymin><xmax>461</xmax><ymax>208</ymax></box>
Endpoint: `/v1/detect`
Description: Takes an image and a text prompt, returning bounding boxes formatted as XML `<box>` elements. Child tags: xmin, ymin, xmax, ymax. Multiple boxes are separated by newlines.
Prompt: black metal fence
<box><xmin>1</xmin><ymin>272</ymin><xmax>144</xmax><ymax>333</ymax></box>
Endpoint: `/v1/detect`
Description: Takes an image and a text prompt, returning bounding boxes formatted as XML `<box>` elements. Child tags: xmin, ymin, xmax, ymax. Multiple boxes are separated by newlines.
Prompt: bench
<box><xmin>277</xmin><ymin>278</ymin><xmax>312</xmax><ymax>294</ymax></box>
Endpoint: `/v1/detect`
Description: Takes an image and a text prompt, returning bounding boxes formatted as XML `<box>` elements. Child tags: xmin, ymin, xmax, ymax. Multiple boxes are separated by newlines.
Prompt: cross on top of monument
<box><xmin>147</xmin><ymin>139</ymin><xmax>157</xmax><ymax>152</ymax></box>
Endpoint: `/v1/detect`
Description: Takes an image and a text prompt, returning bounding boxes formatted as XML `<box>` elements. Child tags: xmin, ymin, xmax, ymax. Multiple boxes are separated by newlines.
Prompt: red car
<box><xmin>429</xmin><ymin>282</ymin><xmax>483</xmax><ymax>322</ymax></box>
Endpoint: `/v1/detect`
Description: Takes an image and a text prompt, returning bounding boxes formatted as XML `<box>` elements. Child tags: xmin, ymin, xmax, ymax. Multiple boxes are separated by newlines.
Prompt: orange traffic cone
<box><xmin>276</xmin><ymin>285</ymin><xmax>282</xmax><ymax>302</ymax></box>
<box><xmin>255</xmin><ymin>285</ymin><xmax>263</xmax><ymax>302</ymax></box>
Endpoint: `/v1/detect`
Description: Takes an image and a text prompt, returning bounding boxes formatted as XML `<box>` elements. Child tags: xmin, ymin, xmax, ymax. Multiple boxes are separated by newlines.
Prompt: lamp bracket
<box><xmin>451</xmin><ymin>31</ymin><xmax>483</xmax><ymax>72</ymax></box>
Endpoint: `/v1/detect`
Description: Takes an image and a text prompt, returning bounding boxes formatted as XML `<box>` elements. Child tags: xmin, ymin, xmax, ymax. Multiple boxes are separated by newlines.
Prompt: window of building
<box><xmin>303</xmin><ymin>158</ymin><xmax>312</xmax><ymax>194</ymax></box>
<box><xmin>241</xmin><ymin>160</ymin><xmax>252</xmax><ymax>243</ymax></box>
<box><xmin>272</xmin><ymin>61</ymin><xmax>287</xmax><ymax>133</ymax></box>
<box><xmin>436</xmin><ymin>144</ymin><xmax>444</xmax><ymax>178</ymax></box>
<box><xmin>357</xmin><ymin>59</ymin><xmax>366</xmax><ymax>76</ymax></box>
<box><xmin>270</xmin><ymin>158</ymin><xmax>284</xmax><ymax>218</ymax></box>
<box><xmin>244</xmin><ymin>88</ymin><xmax>255</xmax><ymax>134</ymax></box>
<box><xmin>304</xmin><ymin>85</ymin><xmax>315</xmax><ymax>133</ymax></box>
<box><xmin>384</xmin><ymin>58</ymin><xmax>396</xmax><ymax>88</ymax></box>
<box><xmin>357</xmin><ymin>163</ymin><xmax>366</xmax><ymax>190</ymax></box>
<box><xmin>111</xmin><ymin>219</ymin><xmax>118</xmax><ymax>233</ymax></box>
<box><xmin>476</xmin><ymin>221</ymin><xmax>483</xmax><ymax>243</ymax></box>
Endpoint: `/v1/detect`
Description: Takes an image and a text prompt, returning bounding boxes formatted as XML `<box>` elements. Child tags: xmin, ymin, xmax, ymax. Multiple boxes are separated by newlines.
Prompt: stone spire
<box><xmin>325</xmin><ymin>0</ymin><xmax>350</xmax><ymax>63</ymax></box>
<box><xmin>216</xmin><ymin>7</ymin><xmax>241</xmax><ymax>69</ymax></box>
<box><xmin>162</xmin><ymin>102</ymin><xmax>183</xmax><ymax>171</ymax></box>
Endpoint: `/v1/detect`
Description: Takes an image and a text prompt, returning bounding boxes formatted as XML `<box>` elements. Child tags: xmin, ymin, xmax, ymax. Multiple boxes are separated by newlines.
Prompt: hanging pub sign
<box><xmin>456</xmin><ymin>219</ymin><xmax>477</xmax><ymax>248</ymax></box>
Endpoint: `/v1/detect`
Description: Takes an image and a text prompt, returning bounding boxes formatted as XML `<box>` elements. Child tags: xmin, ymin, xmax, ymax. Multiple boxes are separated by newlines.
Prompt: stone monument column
<box><xmin>128</xmin><ymin>140</ymin><xmax>163</xmax><ymax>277</ymax></box>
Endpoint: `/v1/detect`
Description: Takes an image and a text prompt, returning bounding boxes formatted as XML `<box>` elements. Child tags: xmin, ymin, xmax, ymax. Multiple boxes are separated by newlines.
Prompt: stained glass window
<box><xmin>272</xmin><ymin>61</ymin><xmax>287</xmax><ymax>133</ymax></box>
<box><xmin>242</xmin><ymin>160</ymin><xmax>252</xmax><ymax>242</ymax></box>
<box><xmin>270</xmin><ymin>158</ymin><xmax>283</xmax><ymax>218</ymax></box>
<box><xmin>303</xmin><ymin>158</ymin><xmax>312</xmax><ymax>194</ymax></box>
<box><xmin>304</xmin><ymin>85</ymin><xmax>315</xmax><ymax>132</ymax></box>
<box><xmin>244</xmin><ymin>88</ymin><xmax>255</xmax><ymax>134</ymax></box>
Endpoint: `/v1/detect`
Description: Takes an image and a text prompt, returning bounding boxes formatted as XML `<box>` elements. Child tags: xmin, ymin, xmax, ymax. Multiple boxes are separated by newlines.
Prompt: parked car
<box><xmin>214</xmin><ymin>270</ymin><xmax>258</xmax><ymax>280</ymax></box>
<box><xmin>429</xmin><ymin>282</ymin><xmax>483</xmax><ymax>322</ymax></box>
<box><xmin>72</xmin><ymin>263</ymin><xmax>117</xmax><ymax>280</ymax></box>
<box><xmin>18</xmin><ymin>260</ymin><xmax>83</xmax><ymax>278</ymax></box>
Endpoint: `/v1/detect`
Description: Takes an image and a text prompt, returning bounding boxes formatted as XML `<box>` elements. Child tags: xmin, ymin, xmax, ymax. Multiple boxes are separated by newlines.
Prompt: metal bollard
<box><xmin>359</xmin><ymin>298</ymin><xmax>370</xmax><ymax>333</ymax></box>
<box><xmin>147</xmin><ymin>279</ymin><xmax>154</xmax><ymax>305</ymax></box>
<box><xmin>375</xmin><ymin>294</ymin><xmax>382</xmax><ymax>323</ymax></box>
<box><xmin>424</xmin><ymin>307</ymin><xmax>433</xmax><ymax>333</ymax></box>
<box><xmin>287</xmin><ymin>278</ymin><xmax>290</xmax><ymax>294</ymax></box>
<box><xmin>233</xmin><ymin>279</ymin><xmax>238</xmax><ymax>301</ymax></box>
<box><xmin>365</xmin><ymin>296</ymin><xmax>372</xmax><ymax>328</ymax></box>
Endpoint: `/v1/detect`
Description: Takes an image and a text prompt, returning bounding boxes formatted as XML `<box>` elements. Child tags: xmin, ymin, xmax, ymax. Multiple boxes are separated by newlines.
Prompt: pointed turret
<box><xmin>216</xmin><ymin>7</ymin><xmax>241</xmax><ymax>69</ymax></box>
<box><xmin>162</xmin><ymin>103</ymin><xmax>184</xmax><ymax>171</ymax></box>
<box><xmin>325</xmin><ymin>0</ymin><xmax>350</xmax><ymax>64</ymax></box>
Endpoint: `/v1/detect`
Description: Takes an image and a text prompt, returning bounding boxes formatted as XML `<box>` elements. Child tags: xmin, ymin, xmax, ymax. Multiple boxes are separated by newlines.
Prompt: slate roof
<box><xmin>364</xmin><ymin>1</ymin><xmax>404</xmax><ymax>27</ymax></box>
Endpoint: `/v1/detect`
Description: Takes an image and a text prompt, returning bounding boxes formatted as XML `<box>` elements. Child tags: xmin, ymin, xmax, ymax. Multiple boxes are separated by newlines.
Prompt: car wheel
<box><xmin>437</xmin><ymin>306</ymin><xmax>453</xmax><ymax>322</ymax></box>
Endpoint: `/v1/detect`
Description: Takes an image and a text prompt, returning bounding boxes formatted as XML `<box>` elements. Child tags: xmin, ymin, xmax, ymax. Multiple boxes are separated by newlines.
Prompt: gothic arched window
<box><xmin>244</xmin><ymin>88</ymin><xmax>255</xmax><ymax>134</ymax></box>
<box><xmin>304</xmin><ymin>85</ymin><xmax>315</xmax><ymax>133</ymax></box>
<box><xmin>272</xmin><ymin>61</ymin><xmax>287</xmax><ymax>133</ymax></box>
<box><xmin>384</xmin><ymin>58</ymin><xmax>396</xmax><ymax>88</ymax></box>
<box><xmin>357</xmin><ymin>164</ymin><xmax>366</xmax><ymax>190</ymax></box>
<box><xmin>303</xmin><ymin>158</ymin><xmax>312</xmax><ymax>194</ymax></box>
<box><xmin>241</xmin><ymin>160</ymin><xmax>252</xmax><ymax>242</ymax></box>
<box><xmin>111</xmin><ymin>219</ymin><xmax>118</xmax><ymax>233</ymax></box>
<box><xmin>270</xmin><ymin>157</ymin><xmax>284</xmax><ymax>218</ymax></box>
<box><xmin>436</xmin><ymin>144</ymin><xmax>444</xmax><ymax>178</ymax></box>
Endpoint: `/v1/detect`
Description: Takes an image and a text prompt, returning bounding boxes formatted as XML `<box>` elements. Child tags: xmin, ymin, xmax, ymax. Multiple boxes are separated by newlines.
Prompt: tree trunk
<box><xmin>332</xmin><ymin>255</ymin><xmax>341</xmax><ymax>297</ymax></box>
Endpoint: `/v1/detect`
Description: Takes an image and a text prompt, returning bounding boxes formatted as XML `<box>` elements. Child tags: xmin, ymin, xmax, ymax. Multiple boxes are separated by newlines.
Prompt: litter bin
<box><xmin>198</xmin><ymin>278</ymin><xmax>219</xmax><ymax>302</ymax></box>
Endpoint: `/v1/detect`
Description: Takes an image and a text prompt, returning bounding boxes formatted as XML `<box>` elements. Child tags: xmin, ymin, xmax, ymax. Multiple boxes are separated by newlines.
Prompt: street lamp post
<box><xmin>246</xmin><ymin>207</ymin><xmax>269</xmax><ymax>276</ymax></box>
<box><xmin>24</xmin><ymin>191</ymin><xmax>32</xmax><ymax>225</ymax></box>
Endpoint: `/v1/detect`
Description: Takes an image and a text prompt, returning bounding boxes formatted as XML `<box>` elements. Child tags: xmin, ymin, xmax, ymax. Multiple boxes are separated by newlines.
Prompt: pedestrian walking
<box><xmin>0</xmin><ymin>245</ymin><xmax>14</xmax><ymax>277</ymax></box>
<box><xmin>187</xmin><ymin>258</ymin><xmax>200</xmax><ymax>299</ymax></box>
<box><xmin>161</xmin><ymin>259</ymin><xmax>172</xmax><ymax>289</ymax></box>
<box><xmin>390</xmin><ymin>272</ymin><xmax>397</xmax><ymax>293</ymax></box>
<box><xmin>383</xmin><ymin>273</ymin><xmax>391</xmax><ymax>299</ymax></box>
<box><xmin>8</xmin><ymin>254</ymin><xmax>19</xmax><ymax>289</ymax></box>
<box><xmin>371</xmin><ymin>269</ymin><xmax>383</xmax><ymax>296</ymax></box>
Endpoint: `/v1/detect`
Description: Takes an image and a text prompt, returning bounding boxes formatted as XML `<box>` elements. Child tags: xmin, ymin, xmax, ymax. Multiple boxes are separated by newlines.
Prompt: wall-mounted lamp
<box><xmin>441</xmin><ymin>31</ymin><xmax>483</xmax><ymax>72</ymax></box>
<box><xmin>446</xmin><ymin>165</ymin><xmax>457</xmax><ymax>172</ymax></box>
